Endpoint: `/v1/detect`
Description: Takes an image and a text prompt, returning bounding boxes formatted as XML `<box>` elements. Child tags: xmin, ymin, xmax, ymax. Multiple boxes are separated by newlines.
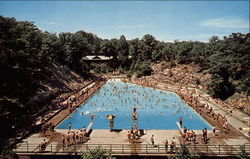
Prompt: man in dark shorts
<box><xmin>40</xmin><ymin>139</ymin><xmax>47</xmax><ymax>152</ymax></box>
<box><xmin>151</xmin><ymin>135</ymin><xmax>155</xmax><ymax>146</ymax></box>
<box><xmin>165</xmin><ymin>139</ymin><xmax>168</xmax><ymax>152</ymax></box>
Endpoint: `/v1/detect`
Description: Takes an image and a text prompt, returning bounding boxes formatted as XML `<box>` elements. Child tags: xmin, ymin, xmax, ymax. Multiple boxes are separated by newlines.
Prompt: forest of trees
<box><xmin>0</xmin><ymin>16</ymin><xmax>250</xmax><ymax>139</ymax></box>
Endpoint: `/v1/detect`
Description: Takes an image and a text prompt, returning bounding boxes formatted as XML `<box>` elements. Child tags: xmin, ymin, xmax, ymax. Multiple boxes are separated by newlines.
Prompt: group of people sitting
<box><xmin>181</xmin><ymin>127</ymin><xmax>197</xmax><ymax>144</ymax></box>
<box><xmin>127</xmin><ymin>126</ymin><xmax>141</xmax><ymax>143</ymax></box>
<box><xmin>62</xmin><ymin>127</ymin><xmax>88</xmax><ymax>147</ymax></box>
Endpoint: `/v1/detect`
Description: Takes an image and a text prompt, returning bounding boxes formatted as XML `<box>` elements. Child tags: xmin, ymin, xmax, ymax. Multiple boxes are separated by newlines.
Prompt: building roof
<box><xmin>82</xmin><ymin>55</ymin><xmax>113</xmax><ymax>61</ymax></box>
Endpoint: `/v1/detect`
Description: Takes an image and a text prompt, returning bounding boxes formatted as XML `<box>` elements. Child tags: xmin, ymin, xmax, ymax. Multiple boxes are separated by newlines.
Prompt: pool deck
<box><xmin>14</xmin><ymin>77</ymin><xmax>250</xmax><ymax>157</ymax></box>
<box><xmin>14</xmin><ymin>129</ymin><xmax>206</xmax><ymax>155</ymax></box>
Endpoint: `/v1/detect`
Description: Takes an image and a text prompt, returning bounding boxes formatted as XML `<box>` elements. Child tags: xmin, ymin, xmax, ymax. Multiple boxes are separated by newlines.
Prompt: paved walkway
<box><xmin>48</xmin><ymin>82</ymin><xmax>97</xmax><ymax>127</ymax></box>
<box><xmin>14</xmin><ymin>129</ymin><xmax>189</xmax><ymax>153</ymax></box>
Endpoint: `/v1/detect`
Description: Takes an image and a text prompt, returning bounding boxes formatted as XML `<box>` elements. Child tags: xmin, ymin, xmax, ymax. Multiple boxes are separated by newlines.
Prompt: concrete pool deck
<box><xmin>15</xmin><ymin>127</ymin><xmax>249</xmax><ymax>157</ymax></box>
<box><xmin>15</xmin><ymin>129</ymin><xmax>207</xmax><ymax>154</ymax></box>
<box><xmin>14</xmin><ymin>77</ymin><xmax>250</xmax><ymax>157</ymax></box>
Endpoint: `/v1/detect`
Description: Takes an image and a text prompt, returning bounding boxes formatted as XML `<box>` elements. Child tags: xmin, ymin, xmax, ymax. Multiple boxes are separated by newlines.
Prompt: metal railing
<box><xmin>12</xmin><ymin>143</ymin><xmax>250</xmax><ymax>156</ymax></box>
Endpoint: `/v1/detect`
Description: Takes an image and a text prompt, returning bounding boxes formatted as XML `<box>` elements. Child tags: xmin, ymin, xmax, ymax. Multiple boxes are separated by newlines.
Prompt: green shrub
<box><xmin>82</xmin><ymin>146</ymin><xmax>115</xmax><ymax>159</ymax></box>
<box><xmin>174</xmin><ymin>144</ymin><xmax>196</xmax><ymax>159</ymax></box>
<box><xmin>239</xmin><ymin>145</ymin><xmax>249</xmax><ymax>159</ymax></box>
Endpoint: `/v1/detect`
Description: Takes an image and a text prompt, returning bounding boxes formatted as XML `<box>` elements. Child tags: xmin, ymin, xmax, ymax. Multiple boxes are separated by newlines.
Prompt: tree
<box><xmin>100</xmin><ymin>40</ymin><xmax>114</xmax><ymax>57</ymax></box>
<box><xmin>208</xmin><ymin>67</ymin><xmax>235</xmax><ymax>100</ymax></box>
<box><xmin>141</xmin><ymin>34</ymin><xmax>157</xmax><ymax>60</ymax></box>
<box><xmin>117</xmin><ymin>35</ymin><xmax>129</xmax><ymax>69</ymax></box>
<box><xmin>209</xmin><ymin>35</ymin><xmax>220</xmax><ymax>43</ymax></box>
<box><xmin>81</xmin><ymin>146</ymin><xmax>115</xmax><ymax>159</ymax></box>
<box><xmin>129</xmin><ymin>38</ymin><xmax>140</xmax><ymax>59</ymax></box>
<box><xmin>161</xmin><ymin>43</ymin><xmax>176</xmax><ymax>62</ymax></box>
<box><xmin>238</xmin><ymin>145</ymin><xmax>249</xmax><ymax>159</ymax></box>
<box><xmin>151</xmin><ymin>42</ymin><xmax>165</xmax><ymax>62</ymax></box>
<box><xmin>173</xmin><ymin>144</ymin><xmax>195</xmax><ymax>159</ymax></box>
<box><xmin>189</xmin><ymin>41</ymin><xmax>206</xmax><ymax>65</ymax></box>
<box><xmin>40</xmin><ymin>31</ymin><xmax>61</xmax><ymax>63</ymax></box>
<box><xmin>134</xmin><ymin>60</ymin><xmax>152</xmax><ymax>77</ymax></box>
<box><xmin>175</xmin><ymin>41</ymin><xmax>193</xmax><ymax>64</ymax></box>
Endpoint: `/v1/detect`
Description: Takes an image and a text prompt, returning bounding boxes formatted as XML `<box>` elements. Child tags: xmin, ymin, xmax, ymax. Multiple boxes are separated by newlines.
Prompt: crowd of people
<box><xmin>130</xmin><ymin>78</ymin><xmax>231</xmax><ymax>136</ymax></box>
<box><xmin>60</xmin><ymin>79</ymin><xmax>107</xmax><ymax>114</ymax></box>
<box><xmin>177</xmin><ymin>88</ymin><xmax>230</xmax><ymax>134</ymax></box>
<box><xmin>125</xmin><ymin>77</ymin><xmax>235</xmax><ymax>146</ymax></box>
<box><xmin>62</xmin><ymin>127</ymin><xmax>88</xmax><ymax>147</ymax></box>
<box><xmin>38</xmin><ymin>78</ymin><xmax>107</xmax><ymax>150</ymax></box>
<box><xmin>127</xmin><ymin>126</ymin><xmax>141</xmax><ymax>143</ymax></box>
<box><xmin>41</xmin><ymin>121</ymin><xmax>55</xmax><ymax>136</ymax></box>
<box><xmin>37</xmin><ymin>76</ymin><xmax>235</xmax><ymax>153</ymax></box>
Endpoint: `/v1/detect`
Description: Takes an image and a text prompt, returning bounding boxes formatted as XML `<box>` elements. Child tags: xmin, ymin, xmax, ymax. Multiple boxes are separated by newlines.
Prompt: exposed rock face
<box><xmin>25</xmin><ymin>63</ymin><xmax>86</xmax><ymax>109</ymax></box>
<box><xmin>150</xmin><ymin>62</ymin><xmax>250</xmax><ymax>115</ymax></box>
<box><xmin>226</xmin><ymin>94</ymin><xmax>250</xmax><ymax>115</ymax></box>
<box><xmin>151</xmin><ymin>62</ymin><xmax>211</xmax><ymax>90</ymax></box>
<box><xmin>0</xmin><ymin>62</ymin><xmax>89</xmax><ymax>140</ymax></box>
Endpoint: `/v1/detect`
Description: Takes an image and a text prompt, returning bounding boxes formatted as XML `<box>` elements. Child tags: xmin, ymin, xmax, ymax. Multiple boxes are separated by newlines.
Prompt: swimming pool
<box><xmin>57</xmin><ymin>79</ymin><xmax>212</xmax><ymax>130</ymax></box>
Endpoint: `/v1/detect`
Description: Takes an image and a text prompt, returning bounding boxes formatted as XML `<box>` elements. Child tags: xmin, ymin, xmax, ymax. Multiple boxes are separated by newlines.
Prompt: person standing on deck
<box><xmin>72</xmin><ymin>132</ymin><xmax>76</xmax><ymax>144</ymax></box>
<box><xmin>151</xmin><ymin>135</ymin><xmax>155</xmax><ymax>146</ymax></box>
<box><xmin>40</xmin><ymin>139</ymin><xmax>47</xmax><ymax>152</ymax></box>
<box><xmin>204</xmin><ymin>128</ymin><xmax>208</xmax><ymax>143</ymax></box>
<box><xmin>62</xmin><ymin>134</ymin><xmax>65</xmax><ymax>147</ymax></box>
<box><xmin>171</xmin><ymin>137</ymin><xmax>176</xmax><ymax>152</ymax></box>
<box><xmin>212</xmin><ymin>125</ymin><xmax>217</xmax><ymax>136</ymax></box>
<box><xmin>79</xmin><ymin>130</ymin><xmax>83</xmax><ymax>143</ymax></box>
<box><xmin>165</xmin><ymin>139</ymin><xmax>169</xmax><ymax>152</ymax></box>
<box><xmin>66</xmin><ymin>132</ymin><xmax>70</xmax><ymax>146</ymax></box>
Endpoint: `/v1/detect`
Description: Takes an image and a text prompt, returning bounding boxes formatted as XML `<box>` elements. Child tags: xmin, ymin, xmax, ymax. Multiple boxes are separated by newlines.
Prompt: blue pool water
<box><xmin>57</xmin><ymin>79</ymin><xmax>212</xmax><ymax>130</ymax></box>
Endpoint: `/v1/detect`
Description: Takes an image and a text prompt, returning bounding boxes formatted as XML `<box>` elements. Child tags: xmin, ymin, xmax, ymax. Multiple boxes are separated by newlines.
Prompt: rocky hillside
<box><xmin>0</xmin><ymin>16</ymin><xmax>96</xmax><ymax>141</ymax></box>
<box><xmin>150</xmin><ymin>62</ymin><xmax>250</xmax><ymax>115</ymax></box>
<box><xmin>0</xmin><ymin>62</ymin><xmax>90</xmax><ymax>140</ymax></box>
<box><xmin>151</xmin><ymin>62</ymin><xmax>211</xmax><ymax>90</ymax></box>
